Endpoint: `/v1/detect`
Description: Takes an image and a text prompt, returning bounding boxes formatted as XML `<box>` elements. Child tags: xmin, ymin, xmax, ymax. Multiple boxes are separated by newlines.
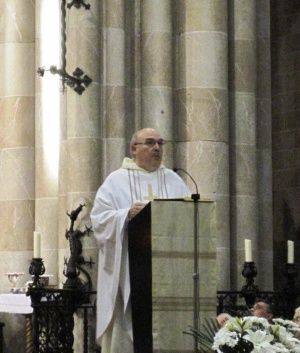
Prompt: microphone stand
<box><xmin>191</xmin><ymin>192</ymin><xmax>200</xmax><ymax>353</ymax></box>
<box><xmin>174</xmin><ymin>168</ymin><xmax>200</xmax><ymax>353</ymax></box>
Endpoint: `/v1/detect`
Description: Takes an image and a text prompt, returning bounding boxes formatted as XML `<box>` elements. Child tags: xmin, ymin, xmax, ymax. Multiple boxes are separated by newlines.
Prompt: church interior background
<box><xmin>0</xmin><ymin>0</ymin><xmax>299</xmax><ymax>352</ymax></box>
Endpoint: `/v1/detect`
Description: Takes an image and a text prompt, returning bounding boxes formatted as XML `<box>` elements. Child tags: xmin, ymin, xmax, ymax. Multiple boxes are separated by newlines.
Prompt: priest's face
<box><xmin>131</xmin><ymin>128</ymin><xmax>164</xmax><ymax>172</ymax></box>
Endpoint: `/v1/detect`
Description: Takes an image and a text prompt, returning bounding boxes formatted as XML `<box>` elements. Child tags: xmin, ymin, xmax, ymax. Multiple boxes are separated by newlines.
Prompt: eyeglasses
<box><xmin>134</xmin><ymin>138</ymin><xmax>165</xmax><ymax>147</ymax></box>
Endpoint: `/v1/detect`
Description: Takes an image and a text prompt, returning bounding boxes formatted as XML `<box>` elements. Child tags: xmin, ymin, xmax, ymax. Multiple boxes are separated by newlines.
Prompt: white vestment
<box><xmin>90</xmin><ymin>158</ymin><xmax>190</xmax><ymax>351</ymax></box>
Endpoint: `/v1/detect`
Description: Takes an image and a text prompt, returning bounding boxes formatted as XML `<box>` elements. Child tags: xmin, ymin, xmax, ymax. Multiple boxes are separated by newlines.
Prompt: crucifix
<box><xmin>144</xmin><ymin>184</ymin><xmax>157</xmax><ymax>202</ymax></box>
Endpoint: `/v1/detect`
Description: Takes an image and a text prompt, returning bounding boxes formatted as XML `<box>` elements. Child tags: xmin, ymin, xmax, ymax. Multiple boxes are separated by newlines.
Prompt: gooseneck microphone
<box><xmin>173</xmin><ymin>167</ymin><xmax>200</xmax><ymax>202</ymax></box>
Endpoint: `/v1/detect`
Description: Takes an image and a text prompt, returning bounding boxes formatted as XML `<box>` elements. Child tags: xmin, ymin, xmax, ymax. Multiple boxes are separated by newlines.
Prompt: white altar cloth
<box><xmin>0</xmin><ymin>294</ymin><xmax>32</xmax><ymax>314</ymax></box>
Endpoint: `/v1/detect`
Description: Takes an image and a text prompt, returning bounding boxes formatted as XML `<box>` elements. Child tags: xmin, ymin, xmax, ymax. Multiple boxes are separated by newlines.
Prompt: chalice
<box><xmin>4</xmin><ymin>272</ymin><xmax>25</xmax><ymax>293</ymax></box>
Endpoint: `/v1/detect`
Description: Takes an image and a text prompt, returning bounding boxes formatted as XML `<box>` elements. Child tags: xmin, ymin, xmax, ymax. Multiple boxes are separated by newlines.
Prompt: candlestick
<box><xmin>287</xmin><ymin>240</ymin><xmax>294</xmax><ymax>264</ymax></box>
<box><xmin>33</xmin><ymin>231</ymin><xmax>41</xmax><ymax>258</ymax></box>
<box><xmin>241</xmin><ymin>261</ymin><xmax>258</xmax><ymax>307</ymax></box>
<box><xmin>245</xmin><ymin>239</ymin><xmax>252</xmax><ymax>262</ymax></box>
<box><xmin>28</xmin><ymin>258</ymin><xmax>45</xmax><ymax>288</ymax></box>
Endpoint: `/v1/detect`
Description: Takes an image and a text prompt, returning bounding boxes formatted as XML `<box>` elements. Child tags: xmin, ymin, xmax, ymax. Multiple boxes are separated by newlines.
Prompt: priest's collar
<box><xmin>121</xmin><ymin>158</ymin><xmax>165</xmax><ymax>172</ymax></box>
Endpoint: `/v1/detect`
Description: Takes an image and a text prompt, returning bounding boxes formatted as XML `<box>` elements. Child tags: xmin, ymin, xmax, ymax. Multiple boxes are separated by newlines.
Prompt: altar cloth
<box><xmin>0</xmin><ymin>294</ymin><xmax>32</xmax><ymax>314</ymax></box>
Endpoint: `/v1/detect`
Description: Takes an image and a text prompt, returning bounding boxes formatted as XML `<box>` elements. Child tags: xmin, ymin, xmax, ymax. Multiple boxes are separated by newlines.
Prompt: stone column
<box><xmin>271</xmin><ymin>0</ymin><xmax>300</xmax><ymax>290</ymax></box>
<box><xmin>35</xmin><ymin>0</ymin><xmax>60</xmax><ymax>285</ymax></box>
<box><xmin>0</xmin><ymin>1</ymin><xmax>35</xmax><ymax>352</ymax></box>
<box><xmin>0</xmin><ymin>0</ymin><xmax>35</xmax><ymax>288</ymax></box>
<box><xmin>256</xmin><ymin>0</ymin><xmax>273</xmax><ymax>290</ymax></box>
<box><xmin>100</xmin><ymin>0</ymin><xmax>126</xmax><ymax>176</ymax></box>
<box><xmin>140</xmin><ymin>0</ymin><xmax>173</xmax><ymax>164</ymax></box>
<box><xmin>228</xmin><ymin>0</ymin><xmax>258</xmax><ymax>288</ymax></box>
<box><xmin>174</xmin><ymin>0</ymin><xmax>230</xmax><ymax>288</ymax></box>
<box><xmin>57</xmin><ymin>0</ymin><xmax>102</xmax><ymax>285</ymax></box>
<box><xmin>57</xmin><ymin>2</ymin><xmax>102</xmax><ymax>351</ymax></box>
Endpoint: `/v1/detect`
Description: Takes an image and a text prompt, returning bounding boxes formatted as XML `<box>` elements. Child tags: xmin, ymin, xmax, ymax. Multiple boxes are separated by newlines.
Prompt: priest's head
<box><xmin>130</xmin><ymin>128</ymin><xmax>164</xmax><ymax>172</ymax></box>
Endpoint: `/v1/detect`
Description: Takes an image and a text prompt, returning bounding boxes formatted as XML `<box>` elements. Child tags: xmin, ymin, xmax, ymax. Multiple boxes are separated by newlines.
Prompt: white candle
<box><xmin>287</xmin><ymin>240</ymin><xmax>294</xmax><ymax>264</ymax></box>
<box><xmin>245</xmin><ymin>239</ymin><xmax>252</xmax><ymax>262</ymax></box>
<box><xmin>33</xmin><ymin>231</ymin><xmax>41</xmax><ymax>258</ymax></box>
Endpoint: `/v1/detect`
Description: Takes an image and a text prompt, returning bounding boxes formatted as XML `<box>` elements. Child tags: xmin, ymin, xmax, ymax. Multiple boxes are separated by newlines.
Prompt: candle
<box><xmin>245</xmin><ymin>239</ymin><xmax>252</xmax><ymax>262</ymax></box>
<box><xmin>287</xmin><ymin>240</ymin><xmax>294</xmax><ymax>264</ymax></box>
<box><xmin>33</xmin><ymin>231</ymin><xmax>41</xmax><ymax>258</ymax></box>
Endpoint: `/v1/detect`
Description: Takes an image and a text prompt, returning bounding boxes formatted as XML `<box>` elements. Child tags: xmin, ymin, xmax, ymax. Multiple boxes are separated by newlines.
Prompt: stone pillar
<box><xmin>100</xmin><ymin>0</ymin><xmax>126</xmax><ymax>176</ymax></box>
<box><xmin>228</xmin><ymin>0</ymin><xmax>258</xmax><ymax>288</ymax></box>
<box><xmin>0</xmin><ymin>1</ymin><xmax>35</xmax><ymax>352</ymax></box>
<box><xmin>35</xmin><ymin>0</ymin><xmax>60</xmax><ymax>285</ymax></box>
<box><xmin>57</xmin><ymin>2</ymin><xmax>102</xmax><ymax>351</ymax></box>
<box><xmin>256</xmin><ymin>0</ymin><xmax>273</xmax><ymax>290</ymax></box>
<box><xmin>124</xmin><ymin>0</ymin><xmax>142</xmax><ymax>137</ymax></box>
<box><xmin>140</xmin><ymin>0</ymin><xmax>173</xmax><ymax>164</ymax></box>
<box><xmin>0</xmin><ymin>0</ymin><xmax>35</xmax><ymax>288</ymax></box>
<box><xmin>271</xmin><ymin>0</ymin><xmax>300</xmax><ymax>290</ymax></box>
<box><xmin>57</xmin><ymin>0</ymin><xmax>102</xmax><ymax>285</ymax></box>
<box><xmin>174</xmin><ymin>0</ymin><xmax>230</xmax><ymax>288</ymax></box>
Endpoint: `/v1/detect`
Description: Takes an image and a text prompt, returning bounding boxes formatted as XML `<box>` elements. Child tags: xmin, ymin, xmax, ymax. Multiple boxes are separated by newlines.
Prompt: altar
<box><xmin>0</xmin><ymin>293</ymin><xmax>33</xmax><ymax>353</ymax></box>
<box><xmin>0</xmin><ymin>294</ymin><xmax>32</xmax><ymax>315</ymax></box>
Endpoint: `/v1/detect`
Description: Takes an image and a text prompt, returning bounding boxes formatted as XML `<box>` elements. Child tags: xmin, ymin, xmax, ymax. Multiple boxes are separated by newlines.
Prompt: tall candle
<box><xmin>245</xmin><ymin>239</ymin><xmax>252</xmax><ymax>262</ymax></box>
<box><xmin>33</xmin><ymin>231</ymin><xmax>41</xmax><ymax>258</ymax></box>
<box><xmin>287</xmin><ymin>240</ymin><xmax>294</xmax><ymax>264</ymax></box>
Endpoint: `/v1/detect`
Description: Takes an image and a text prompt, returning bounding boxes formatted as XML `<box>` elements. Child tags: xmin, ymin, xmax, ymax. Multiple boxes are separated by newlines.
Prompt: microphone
<box><xmin>173</xmin><ymin>167</ymin><xmax>200</xmax><ymax>202</ymax></box>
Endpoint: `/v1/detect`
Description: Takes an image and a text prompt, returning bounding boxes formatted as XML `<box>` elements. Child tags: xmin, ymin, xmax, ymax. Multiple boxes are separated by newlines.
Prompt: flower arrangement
<box><xmin>212</xmin><ymin>316</ymin><xmax>300</xmax><ymax>353</ymax></box>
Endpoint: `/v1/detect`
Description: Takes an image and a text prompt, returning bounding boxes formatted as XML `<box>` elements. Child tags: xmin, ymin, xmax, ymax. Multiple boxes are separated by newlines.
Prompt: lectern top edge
<box><xmin>152</xmin><ymin>197</ymin><xmax>214</xmax><ymax>203</ymax></box>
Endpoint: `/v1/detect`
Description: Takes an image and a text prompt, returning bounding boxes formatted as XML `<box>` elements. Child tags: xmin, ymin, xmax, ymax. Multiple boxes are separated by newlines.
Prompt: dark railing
<box><xmin>28</xmin><ymin>287</ymin><xmax>96</xmax><ymax>353</ymax></box>
<box><xmin>27</xmin><ymin>205</ymin><xmax>97</xmax><ymax>353</ymax></box>
<box><xmin>217</xmin><ymin>262</ymin><xmax>299</xmax><ymax>319</ymax></box>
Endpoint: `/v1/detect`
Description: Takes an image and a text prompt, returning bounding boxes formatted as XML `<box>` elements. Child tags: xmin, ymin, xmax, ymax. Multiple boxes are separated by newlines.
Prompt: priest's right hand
<box><xmin>128</xmin><ymin>202</ymin><xmax>146</xmax><ymax>220</ymax></box>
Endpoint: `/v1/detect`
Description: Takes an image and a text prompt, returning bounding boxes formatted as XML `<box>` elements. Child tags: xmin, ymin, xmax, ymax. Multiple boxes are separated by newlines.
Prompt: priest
<box><xmin>90</xmin><ymin>128</ymin><xmax>190</xmax><ymax>353</ymax></box>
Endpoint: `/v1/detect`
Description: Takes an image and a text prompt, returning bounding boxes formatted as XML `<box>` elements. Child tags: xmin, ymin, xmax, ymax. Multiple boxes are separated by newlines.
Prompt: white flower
<box><xmin>244</xmin><ymin>329</ymin><xmax>274</xmax><ymax>352</ymax></box>
<box><xmin>212</xmin><ymin>316</ymin><xmax>300</xmax><ymax>353</ymax></box>
<box><xmin>245</xmin><ymin>316</ymin><xmax>270</xmax><ymax>328</ymax></box>
<box><xmin>272</xmin><ymin>318</ymin><xmax>300</xmax><ymax>334</ymax></box>
<box><xmin>271</xmin><ymin>324</ymin><xmax>299</xmax><ymax>349</ymax></box>
<box><xmin>212</xmin><ymin>328</ymin><xmax>239</xmax><ymax>350</ymax></box>
<box><xmin>293</xmin><ymin>343</ymin><xmax>300</xmax><ymax>353</ymax></box>
<box><xmin>224</xmin><ymin>317</ymin><xmax>245</xmax><ymax>333</ymax></box>
<box><xmin>271</xmin><ymin>342</ymin><xmax>290</xmax><ymax>352</ymax></box>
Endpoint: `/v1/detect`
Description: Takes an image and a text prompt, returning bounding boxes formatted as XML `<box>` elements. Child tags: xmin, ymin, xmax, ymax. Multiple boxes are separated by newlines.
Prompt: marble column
<box><xmin>0</xmin><ymin>0</ymin><xmax>35</xmax><ymax>288</ymax></box>
<box><xmin>174</xmin><ymin>0</ymin><xmax>230</xmax><ymax>289</ymax></box>
<box><xmin>228</xmin><ymin>0</ymin><xmax>258</xmax><ymax>289</ymax></box>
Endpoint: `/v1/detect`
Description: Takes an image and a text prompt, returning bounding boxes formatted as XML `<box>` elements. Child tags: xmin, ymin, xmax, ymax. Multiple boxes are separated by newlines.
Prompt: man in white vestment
<box><xmin>90</xmin><ymin>128</ymin><xmax>190</xmax><ymax>353</ymax></box>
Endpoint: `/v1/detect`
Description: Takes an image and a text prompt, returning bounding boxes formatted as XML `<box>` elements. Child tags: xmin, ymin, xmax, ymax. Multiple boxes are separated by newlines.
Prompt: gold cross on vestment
<box><xmin>144</xmin><ymin>184</ymin><xmax>157</xmax><ymax>201</ymax></box>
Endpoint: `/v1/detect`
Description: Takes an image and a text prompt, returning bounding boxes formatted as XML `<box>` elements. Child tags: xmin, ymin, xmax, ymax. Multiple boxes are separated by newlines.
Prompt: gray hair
<box><xmin>130</xmin><ymin>131</ymin><xmax>139</xmax><ymax>148</ymax></box>
<box><xmin>129</xmin><ymin>128</ymin><xmax>160</xmax><ymax>148</ymax></box>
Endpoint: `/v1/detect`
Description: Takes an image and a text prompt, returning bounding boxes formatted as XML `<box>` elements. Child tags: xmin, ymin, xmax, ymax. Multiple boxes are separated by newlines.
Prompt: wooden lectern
<box><xmin>128</xmin><ymin>199</ymin><xmax>216</xmax><ymax>353</ymax></box>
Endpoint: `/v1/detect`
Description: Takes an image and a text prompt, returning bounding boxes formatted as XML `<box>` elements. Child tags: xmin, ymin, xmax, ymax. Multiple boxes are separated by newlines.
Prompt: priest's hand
<box><xmin>128</xmin><ymin>202</ymin><xmax>146</xmax><ymax>220</ymax></box>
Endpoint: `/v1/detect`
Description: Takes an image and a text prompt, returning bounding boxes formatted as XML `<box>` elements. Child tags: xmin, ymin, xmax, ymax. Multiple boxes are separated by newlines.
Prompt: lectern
<box><xmin>128</xmin><ymin>199</ymin><xmax>216</xmax><ymax>353</ymax></box>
